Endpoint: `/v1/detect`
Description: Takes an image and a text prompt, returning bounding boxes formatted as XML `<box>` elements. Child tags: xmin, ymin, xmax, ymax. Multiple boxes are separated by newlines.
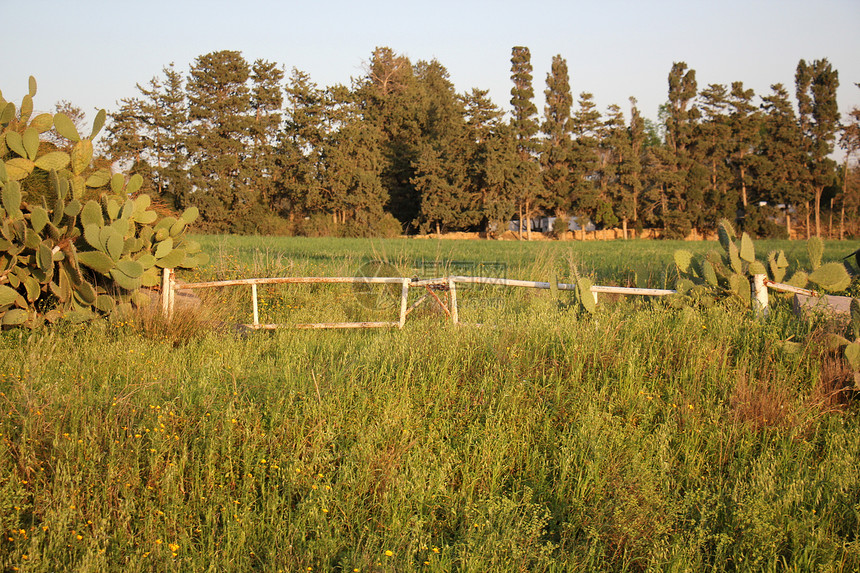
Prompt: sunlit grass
<box><xmin>0</xmin><ymin>236</ymin><xmax>858</xmax><ymax>571</ymax></box>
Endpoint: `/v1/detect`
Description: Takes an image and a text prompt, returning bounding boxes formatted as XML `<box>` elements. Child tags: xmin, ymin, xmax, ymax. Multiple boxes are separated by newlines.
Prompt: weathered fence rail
<box><xmin>160</xmin><ymin>269</ymin><xmax>818</xmax><ymax>329</ymax></box>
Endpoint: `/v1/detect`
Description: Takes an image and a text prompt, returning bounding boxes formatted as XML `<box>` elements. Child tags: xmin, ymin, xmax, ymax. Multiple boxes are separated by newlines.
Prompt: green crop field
<box><xmin>1</xmin><ymin>236</ymin><xmax>859</xmax><ymax>572</ymax></box>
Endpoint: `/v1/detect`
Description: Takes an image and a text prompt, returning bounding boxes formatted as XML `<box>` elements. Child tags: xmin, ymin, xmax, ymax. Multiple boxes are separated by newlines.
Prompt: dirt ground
<box><xmin>411</xmin><ymin>228</ymin><xmax>719</xmax><ymax>241</ymax></box>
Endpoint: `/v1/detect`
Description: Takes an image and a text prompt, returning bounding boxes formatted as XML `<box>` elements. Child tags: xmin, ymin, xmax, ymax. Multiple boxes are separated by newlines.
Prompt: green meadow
<box><xmin>1</xmin><ymin>236</ymin><xmax>859</xmax><ymax>572</ymax></box>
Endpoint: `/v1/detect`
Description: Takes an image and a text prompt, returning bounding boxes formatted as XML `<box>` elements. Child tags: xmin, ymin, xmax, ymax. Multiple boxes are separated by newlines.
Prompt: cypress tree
<box><xmin>658</xmin><ymin>62</ymin><xmax>702</xmax><ymax>237</ymax></box>
<box><xmin>619</xmin><ymin>98</ymin><xmax>646</xmax><ymax>237</ymax></box>
<box><xmin>509</xmin><ymin>46</ymin><xmax>543</xmax><ymax>239</ymax></box>
<box><xmin>796</xmin><ymin>58</ymin><xmax>840</xmax><ymax>237</ymax></box>
<box><xmin>541</xmin><ymin>55</ymin><xmax>573</xmax><ymax>218</ymax></box>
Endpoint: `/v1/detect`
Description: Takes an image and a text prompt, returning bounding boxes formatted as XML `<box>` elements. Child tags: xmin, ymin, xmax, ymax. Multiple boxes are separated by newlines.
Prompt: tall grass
<box><xmin>0</xmin><ymin>237</ymin><xmax>858</xmax><ymax>571</ymax></box>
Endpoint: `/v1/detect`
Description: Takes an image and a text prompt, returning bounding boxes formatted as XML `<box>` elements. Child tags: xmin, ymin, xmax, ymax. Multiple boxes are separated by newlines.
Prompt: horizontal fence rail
<box><xmin>159</xmin><ymin>271</ymin><xmax>817</xmax><ymax>329</ymax></box>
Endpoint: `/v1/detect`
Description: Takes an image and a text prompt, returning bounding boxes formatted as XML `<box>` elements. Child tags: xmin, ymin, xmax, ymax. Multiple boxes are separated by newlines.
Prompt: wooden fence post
<box><xmin>161</xmin><ymin>268</ymin><xmax>170</xmax><ymax>319</ymax></box>
<box><xmin>448</xmin><ymin>279</ymin><xmax>459</xmax><ymax>324</ymax></box>
<box><xmin>251</xmin><ymin>283</ymin><xmax>259</xmax><ymax>326</ymax></box>
<box><xmin>399</xmin><ymin>278</ymin><xmax>409</xmax><ymax>328</ymax></box>
<box><xmin>168</xmin><ymin>269</ymin><xmax>176</xmax><ymax>320</ymax></box>
<box><xmin>752</xmin><ymin>274</ymin><xmax>768</xmax><ymax>317</ymax></box>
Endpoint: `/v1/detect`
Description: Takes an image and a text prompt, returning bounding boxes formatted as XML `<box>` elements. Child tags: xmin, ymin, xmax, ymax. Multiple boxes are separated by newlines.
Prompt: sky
<box><xmin>2</xmin><ymin>0</ymin><xmax>859</xmax><ymax>135</ymax></box>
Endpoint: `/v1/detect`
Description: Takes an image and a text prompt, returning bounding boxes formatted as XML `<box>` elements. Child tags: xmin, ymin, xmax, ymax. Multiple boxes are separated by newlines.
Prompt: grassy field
<box><xmin>1</xmin><ymin>236</ymin><xmax>859</xmax><ymax>572</ymax></box>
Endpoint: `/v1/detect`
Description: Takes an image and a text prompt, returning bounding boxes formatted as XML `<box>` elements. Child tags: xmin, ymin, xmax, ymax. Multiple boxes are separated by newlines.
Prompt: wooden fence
<box><xmin>159</xmin><ymin>268</ymin><xmax>819</xmax><ymax>329</ymax></box>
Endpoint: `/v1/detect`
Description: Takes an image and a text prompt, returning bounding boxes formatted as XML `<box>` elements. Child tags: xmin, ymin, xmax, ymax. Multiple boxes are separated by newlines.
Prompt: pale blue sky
<box><xmin>2</xmin><ymin>0</ymin><xmax>859</xmax><ymax>135</ymax></box>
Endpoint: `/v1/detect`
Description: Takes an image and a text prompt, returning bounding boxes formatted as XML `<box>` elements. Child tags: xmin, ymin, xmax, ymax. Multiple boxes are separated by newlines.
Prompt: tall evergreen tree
<box><xmin>315</xmin><ymin>87</ymin><xmax>387</xmax><ymax>228</ymax></box>
<box><xmin>618</xmin><ymin>98</ymin><xmax>646</xmax><ymax>237</ymax></box>
<box><xmin>357</xmin><ymin>47</ymin><xmax>420</xmax><ymax>227</ymax></box>
<box><xmin>276</xmin><ymin>69</ymin><xmax>326</xmax><ymax>219</ymax></box>
<box><xmin>104</xmin><ymin>64</ymin><xmax>189</xmax><ymax>206</ymax></box>
<box><xmin>509</xmin><ymin>46</ymin><xmax>543</xmax><ymax>239</ymax></box>
<box><xmin>838</xmin><ymin>87</ymin><xmax>860</xmax><ymax>239</ymax></box>
<box><xmin>541</xmin><ymin>55</ymin><xmax>573</xmax><ymax>217</ymax></box>
<box><xmin>595</xmin><ymin>104</ymin><xmax>627</xmax><ymax>229</ymax></box>
<box><xmin>411</xmin><ymin>60</ymin><xmax>473</xmax><ymax>233</ymax></box>
<box><xmin>727</xmin><ymin>82</ymin><xmax>759</xmax><ymax>211</ymax></box>
<box><xmin>693</xmin><ymin>83</ymin><xmax>735</xmax><ymax>227</ymax></box>
<box><xmin>750</xmin><ymin>83</ymin><xmax>810</xmax><ymax>238</ymax></box>
<box><xmin>568</xmin><ymin>92</ymin><xmax>601</xmax><ymax>230</ymax></box>
<box><xmin>248</xmin><ymin>59</ymin><xmax>284</xmax><ymax>210</ymax></box>
<box><xmin>462</xmin><ymin>89</ymin><xmax>515</xmax><ymax>234</ymax></box>
<box><xmin>796</xmin><ymin>58</ymin><xmax>840</xmax><ymax>237</ymax></box>
<box><xmin>186</xmin><ymin>50</ymin><xmax>254</xmax><ymax>230</ymax></box>
<box><xmin>104</xmin><ymin>95</ymin><xmax>149</xmax><ymax>179</ymax></box>
<box><xmin>656</xmin><ymin>62</ymin><xmax>703</xmax><ymax>237</ymax></box>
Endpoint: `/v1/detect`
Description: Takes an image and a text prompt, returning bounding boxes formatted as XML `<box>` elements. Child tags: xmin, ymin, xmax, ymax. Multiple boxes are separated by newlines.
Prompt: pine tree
<box><xmin>727</xmin><ymin>82</ymin><xmax>759</xmax><ymax>211</ymax></box>
<box><xmin>462</xmin><ymin>88</ymin><xmax>504</xmax><ymax>143</ymax></box>
<box><xmin>796</xmin><ymin>58</ymin><xmax>840</xmax><ymax>237</ymax></box>
<box><xmin>357</xmin><ymin>47</ymin><xmax>419</xmax><ymax>227</ymax></box>
<box><xmin>104</xmin><ymin>95</ymin><xmax>149</xmax><ymax>180</ymax></box>
<box><xmin>186</xmin><ymin>50</ymin><xmax>254</xmax><ymax>231</ymax></box>
<box><xmin>315</xmin><ymin>87</ymin><xmax>387</xmax><ymax>228</ymax></box>
<box><xmin>249</xmin><ymin>59</ymin><xmax>284</xmax><ymax>211</ymax></box>
<box><xmin>104</xmin><ymin>64</ymin><xmax>189</xmax><ymax>206</ymax></box>
<box><xmin>411</xmin><ymin>60</ymin><xmax>473</xmax><ymax>233</ymax></box>
<box><xmin>568</xmin><ymin>92</ymin><xmax>601</xmax><ymax>233</ymax></box>
<box><xmin>276</xmin><ymin>69</ymin><xmax>326</xmax><ymax>219</ymax></box>
<box><xmin>595</xmin><ymin>104</ymin><xmax>627</xmax><ymax>230</ymax></box>
<box><xmin>693</xmin><ymin>83</ymin><xmax>734</xmax><ymax>227</ymax></box>
<box><xmin>144</xmin><ymin>64</ymin><xmax>190</xmax><ymax>208</ymax></box>
<box><xmin>462</xmin><ymin>89</ymin><xmax>514</xmax><ymax>235</ymax></box>
<box><xmin>750</xmin><ymin>83</ymin><xmax>810</xmax><ymax>238</ymax></box>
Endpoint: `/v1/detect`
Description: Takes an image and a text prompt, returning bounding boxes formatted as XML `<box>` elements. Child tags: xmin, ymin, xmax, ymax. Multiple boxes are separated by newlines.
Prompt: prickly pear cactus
<box><xmin>672</xmin><ymin>219</ymin><xmax>852</xmax><ymax>309</ymax></box>
<box><xmin>827</xmin><ymin>299</ymin><xmax>860</xmax><ymax>385</ymax></box>
<box><xmin>0</xmin><ymin>77</ymin><xmax>207</xmax><ymax>327</ymax></box>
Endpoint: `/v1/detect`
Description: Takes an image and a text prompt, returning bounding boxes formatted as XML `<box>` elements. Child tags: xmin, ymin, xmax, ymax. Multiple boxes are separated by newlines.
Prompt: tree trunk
<box><xmin>805</xmin><ymin>202</ymin><xmax>811</xmax><ymax>239</ymax></box>
<box><xmin>622</xmin><ymin>217</ymin><xmax>628</xmax><ymax>240</ymax></box>
<box><xmin>518</xmin><ymin>205</ymin><xmax>524</xmax><ymax>240</ymax></box>
<box><xmin>828</xmin><ymin>198</ymin><xmax>833</xmax><ymax>239</ymax></box>
<box><xmin>814</xmin><ymin>188</ymin><xmax>822</xmax><ymax>237</ymax></box>
<box><xmin>525</xmin><ymin>199</ymin><xmax>532</xmax><ymax>241</ymax></box>
<box><xmin>435</xmin><ymin>221</ymin><xmax>441</xmax><ymax>237</ymax></box>
<box><xmin>786</xmin><ymin>213</ymin><xmax>792</xmax><ymax>240</ymax></box>
<box><xmin>660</xmin><ymin>185</ymin><xmax>669</xmax><ymax>232</ymax></box>
<box><xmin>840</xmin><ymin>206</ymin><xmax>845</xmax><ymax>241</ymax></box>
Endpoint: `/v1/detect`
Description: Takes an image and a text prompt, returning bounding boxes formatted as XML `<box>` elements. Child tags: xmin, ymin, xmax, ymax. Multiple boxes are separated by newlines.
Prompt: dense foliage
<box><xmin>101</xmin><ymin>48</ymin><xmax>860</xmax><ymax>238</ymax></box>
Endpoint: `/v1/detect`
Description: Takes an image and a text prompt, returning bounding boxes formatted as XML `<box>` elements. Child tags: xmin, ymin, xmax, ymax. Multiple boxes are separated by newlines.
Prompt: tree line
<box><xmin>102</xmin><ymin>47</ymin><xmax>860</xmax><ymax>239</ymax></box>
